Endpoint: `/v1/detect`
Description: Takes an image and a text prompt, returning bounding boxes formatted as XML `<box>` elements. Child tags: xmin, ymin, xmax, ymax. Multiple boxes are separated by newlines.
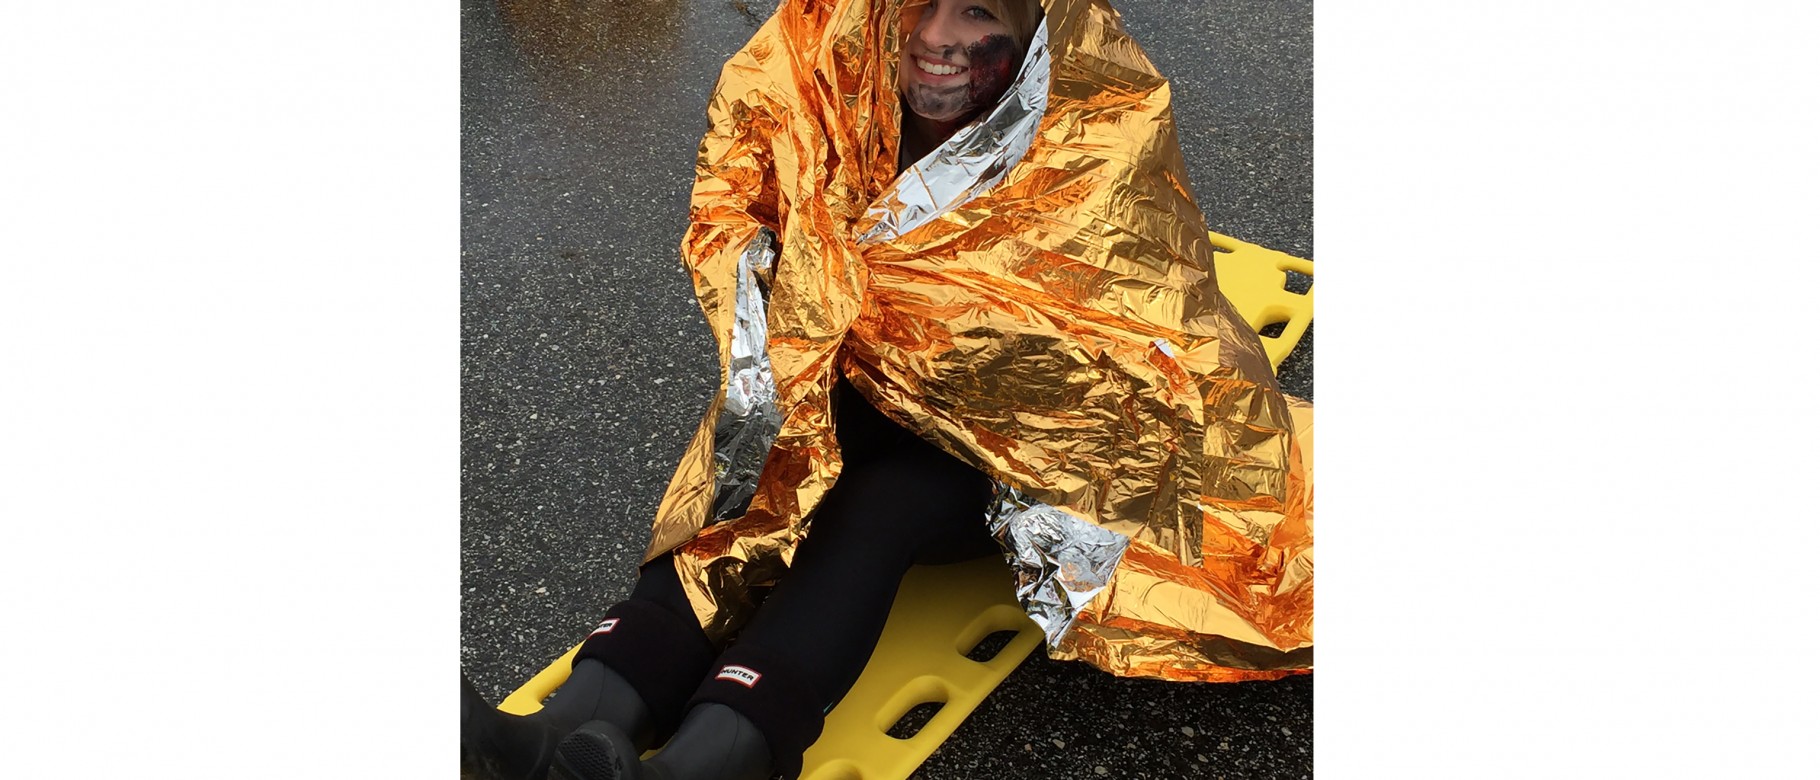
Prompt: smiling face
<box><xmin>898</xmin><ymin>0</ymin><xmax>1026</xmax><ymax>130</ymax></box>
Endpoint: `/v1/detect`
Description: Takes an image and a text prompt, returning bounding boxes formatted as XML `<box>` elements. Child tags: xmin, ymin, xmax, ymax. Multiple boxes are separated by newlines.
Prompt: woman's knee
<box><xmin>806</xmin><ymin>449</ymin><xmax>993</xmax><ymax>550</ymax></box>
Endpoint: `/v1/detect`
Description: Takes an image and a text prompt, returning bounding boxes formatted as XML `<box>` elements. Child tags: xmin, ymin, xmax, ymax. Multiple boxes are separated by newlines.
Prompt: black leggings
<box><xmin>575</xmin><ymin>379</ymin><xmax>998</xmax><ymax>777</ymax></box>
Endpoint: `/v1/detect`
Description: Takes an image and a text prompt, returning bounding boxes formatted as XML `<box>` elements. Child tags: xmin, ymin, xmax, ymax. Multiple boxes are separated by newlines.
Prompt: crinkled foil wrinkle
<box><xmin>988</xmin><ymin>483</ymin><xmax>1131</xmax><ymax>647</ymax></box>
<box><xmin>709</xmin><ymin>228</ymin><xmax>782</xmax><ymax>521</ymax></box>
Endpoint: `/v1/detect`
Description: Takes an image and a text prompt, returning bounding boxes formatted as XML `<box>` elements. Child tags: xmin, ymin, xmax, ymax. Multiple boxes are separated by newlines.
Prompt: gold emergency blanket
<box><xmin>645</xmin><ymin>0</ymin><xmax>1312</xmax><ymax>683</ymax></box>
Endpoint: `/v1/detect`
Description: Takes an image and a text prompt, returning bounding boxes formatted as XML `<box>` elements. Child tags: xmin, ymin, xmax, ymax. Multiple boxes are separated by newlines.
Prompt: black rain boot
<box><xmin>462</xmin><ymin>660</ymin><xmax>657</xmax><ymax>780</ymax></box>
<box><xmin>549</xmin><ymin>703</ymin><xmax>774</xmax><ymax>780</ymax></box>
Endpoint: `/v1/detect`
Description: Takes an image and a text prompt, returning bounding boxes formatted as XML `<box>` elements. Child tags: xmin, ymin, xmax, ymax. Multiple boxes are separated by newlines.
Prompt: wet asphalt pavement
<box><xmin>461</xmin><ymin>1</ymin><xmax>1312</xmax><ymax>777</ymax></box>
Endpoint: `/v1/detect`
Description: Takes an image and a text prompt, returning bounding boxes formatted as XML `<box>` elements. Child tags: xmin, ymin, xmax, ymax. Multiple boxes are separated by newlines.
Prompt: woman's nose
<box><xmin>915</xmin><ymin>8</ymin><xmax>961</xmax><ymax>52</ymax></box>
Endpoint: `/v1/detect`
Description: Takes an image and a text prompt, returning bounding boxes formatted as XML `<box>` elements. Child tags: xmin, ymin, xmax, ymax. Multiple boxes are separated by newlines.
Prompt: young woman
<box><xmin>463</xmin><ymin>1</ymin><xmax>1313</xmax><ymax>778</ymax></box>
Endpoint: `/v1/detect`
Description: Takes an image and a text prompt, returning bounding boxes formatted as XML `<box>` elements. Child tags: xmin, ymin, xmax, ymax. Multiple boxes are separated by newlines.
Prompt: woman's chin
<box><xmin>912</xmin><ymin>111</ymin><xmax>968</xmax><ymax>127</ymax></box>
<box><xmin>900</xmin><ymin>99</ymin><xmax>975</xmax><ymax>128</ymax></box>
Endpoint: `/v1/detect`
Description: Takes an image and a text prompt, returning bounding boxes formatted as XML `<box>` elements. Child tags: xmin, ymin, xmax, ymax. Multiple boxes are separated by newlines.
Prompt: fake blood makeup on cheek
<box><xmin>899</xmin><ymin>31</ymin><xmax>1022</xmax><ymax>135</ymax></box>
<box><xmin>964</xmin><ymin>34</ymin><xmax>1018</xmax><ymax>108</ymax></box>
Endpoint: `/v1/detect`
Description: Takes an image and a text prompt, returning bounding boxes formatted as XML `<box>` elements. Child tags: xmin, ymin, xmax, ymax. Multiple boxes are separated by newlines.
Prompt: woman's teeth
<box><xmin>917</xmin><ymin>59</ymin><xmax>964</xmax><ymax>76</ymax></box>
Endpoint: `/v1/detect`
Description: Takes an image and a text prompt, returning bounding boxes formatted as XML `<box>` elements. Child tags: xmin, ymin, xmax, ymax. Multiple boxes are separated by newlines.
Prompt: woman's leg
<box><xmin>568</xmin><ymin>555</ymin><xmax>719</xmax><ymax>745</ymax></box>
<box><xmin>621</xmin><ymin>381</ymin><xmax>999</xmax><ymax>780</ymax></box>
<box><xmin>461</xmin><ymin>557</ymin><xmax>717</xmax><ymax>780</ymax></box>
<box><xmin>715</xmin><ymin>433</ymin><xmax>997</xmax><ymax>700</ymax></box>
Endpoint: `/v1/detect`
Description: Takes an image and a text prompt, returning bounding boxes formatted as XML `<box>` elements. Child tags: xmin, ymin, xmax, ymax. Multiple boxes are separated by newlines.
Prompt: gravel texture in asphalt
<box><xmin>462</xmin><ymin>0</ymin><xmax>1312</xmax><ymax>777</ymax></box>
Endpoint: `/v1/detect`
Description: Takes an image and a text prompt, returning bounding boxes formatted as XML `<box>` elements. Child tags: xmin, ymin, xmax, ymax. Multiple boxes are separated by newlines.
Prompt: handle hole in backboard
<box><xmin>886</xmin><ymin>701</ymin><xmax>946</xmax><ymax>740</ymax></box>
<box><xmin>963</xmin><ymin>629</ymin><xmax>1021</xmax><ymax>663</ymax></box>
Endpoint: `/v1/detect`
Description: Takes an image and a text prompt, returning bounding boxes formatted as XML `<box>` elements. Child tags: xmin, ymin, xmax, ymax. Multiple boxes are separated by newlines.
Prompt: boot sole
<box><xmin>550</xmin><ymin>720</ymin><xmax>641</xmax><ymax>780</ymax></box>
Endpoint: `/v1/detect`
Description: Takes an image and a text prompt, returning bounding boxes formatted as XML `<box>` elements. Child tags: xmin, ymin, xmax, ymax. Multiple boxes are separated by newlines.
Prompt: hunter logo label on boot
<box><xmin>589</xmin><ymin>618</ymin><xmax>619</xmax><ymax>637</ymax></box>
<box><xmin>715</xmin><ymin>664</ymin><xmax>762</xmax><ymax>688</ymax></box>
